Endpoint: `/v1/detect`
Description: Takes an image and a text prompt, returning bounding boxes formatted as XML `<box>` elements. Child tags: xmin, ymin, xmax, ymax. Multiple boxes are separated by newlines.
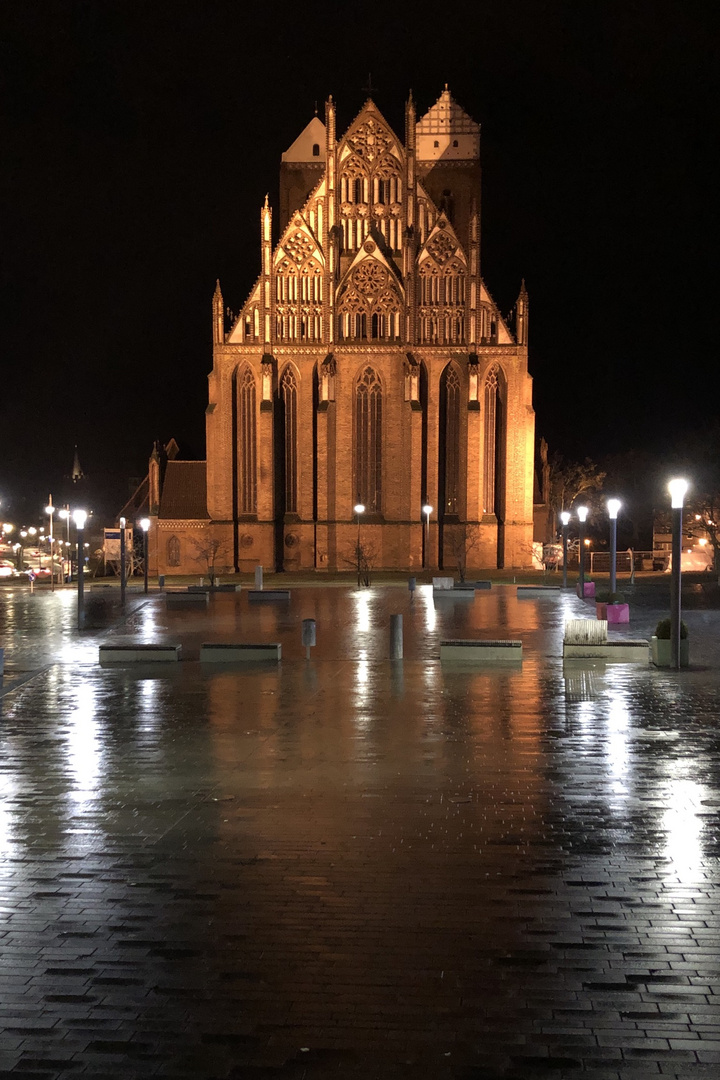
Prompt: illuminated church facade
<box><xmin>149</xmin><ymin>88</ymin><xmax>535</xmax><ymax>574</ymax></box>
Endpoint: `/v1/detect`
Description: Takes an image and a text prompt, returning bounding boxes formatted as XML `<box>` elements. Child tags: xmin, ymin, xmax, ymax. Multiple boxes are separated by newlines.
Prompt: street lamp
<box><xmin>45</xmin><ymin>499</ymin><xmax>55</xmax><ymax>591</ymax></box>
<box><xmin>140</xmin><ymin>518</ymin><xmax>150</xmax><ymax>594</ymax></box>
<box><xmin>560</xmin><ymin>511</ymin><xmax>570</xmax><ymax>589</ymax></box>
<box><xmin>422</xmin><ymin>504</ymin><xmax>433</xmax><ymax>571</ymax></box>
<box><xmin>58</xmin><ymin>508</ymin><xmax>71</xmax><ymax>580</ymax></box>
<box><xmin>353</xmin><ymin>504</ymin><xmax>365</xmax><ymax>586</ymax></box>
<box><xmin>73</xmin><ymin>509</ymin><xmax>87</xmax><ymax>629</ymax></box>
<box><xmin>576</xmin><ymin>506</ymin><xmax>589</xmax><ymax>597</ymax></box>
<box><xmin>119</xmin><ymin>516</ymin><xmax>127</xmax><ymax>606</ymax></box>
<box><xmin>607</xmin><ymin>498</ymin><xmax>621</xmax><ymax>595</ymax></box>
<box><xmin>668</xmin><ymin>478</ymin><xmax>688</xmax><ymax>670</ymax></box>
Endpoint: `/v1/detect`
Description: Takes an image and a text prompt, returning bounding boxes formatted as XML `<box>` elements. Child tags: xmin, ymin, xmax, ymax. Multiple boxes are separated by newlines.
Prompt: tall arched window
<box><xmin>483</xmin><ymin>366</ymin><xmax>504</xmax><ymax>515</ymax></box>
<box><xmin>441</xmin><ymin>365</ymin><xmax>461</xmax><ymax>515</ymax></box>
<box><xmin>167</xmin><ymin>535</ymin><xmax>180</xmax><ymax>567</ymax></box>
<box><xmin>279</xmin><ymin>366</ymin><xmax>298</xmax><ymax>513</ymax></box>
<box><xmin>355</xmin><ymin>367</ymin><xmax>382</xmax><ymax>513</ymax></box>
<box><xmin>238</xmin><ymin>366</ymin><xmax>257</xmax><ymax>514</ymax></box>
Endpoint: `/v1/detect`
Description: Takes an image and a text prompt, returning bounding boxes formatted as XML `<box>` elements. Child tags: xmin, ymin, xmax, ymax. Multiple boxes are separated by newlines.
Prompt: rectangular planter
<box><xmin>597</xmin><ymin>603</ymin><xmax>630</xmax><ymax>623</ymax></box>
<box><xmin>651</xmin><ymin>635</ymin><xmax>689</xmax><ymax>667</ymax></box>
<box><xmin>577</xmin><ymin>581</ymin><xmax>595</xmax><ymax>598</ymax></box>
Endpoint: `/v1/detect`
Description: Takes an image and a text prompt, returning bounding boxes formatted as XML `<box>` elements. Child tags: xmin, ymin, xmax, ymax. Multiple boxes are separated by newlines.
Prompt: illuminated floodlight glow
<box><xmin>28</xmin><ymin>527</ymin><xmax>37</xmax><ymax>536</ymax></box>
<box><xmin>139</xmin><ymin>517</ymin><xmax>151</xmax><ymax>532</ymax></box>
<box><xmin>607</xmin><ymin>498</ymin><xmax>621</xmax><ymax>520</ymax></box>
<box><xmin>560</xmin><ymin>511</ymin><xmax>570</xmax><ymax>526</ymax></box>
<box><xmin>58</xmin><ymin>508</ymin><xmax>69</xmax><ymax>521</ymax></box>
<box><xmin>668</xmin><ymin>478</ymin><xmax>688</xmax><ymax>509</ymax></box>
<box><xmin>576</xmin><ymin>506</ymin><xmax>589</xmax><ymax>523</ymax></box>
<box><xmin>353</xmin><ymin>504</ymin><xmax>365</xmax><ymax>515</ymax></box>
<box><xmin>422</xmin><ymin>504</ymin><xmax>433</xmax><ymax>517</ymax></box>
<box><xmin>73</xmin><ymin>509</ymin><xmax>88</xmax><ymax>529</ymax></box>
<box><xmin>45</xmin><ymin>504</ymin><xmax>54</xmax><ymax>516</ymax></box>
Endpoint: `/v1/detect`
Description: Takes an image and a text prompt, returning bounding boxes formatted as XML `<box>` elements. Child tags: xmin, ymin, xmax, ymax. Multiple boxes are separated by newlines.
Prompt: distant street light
<box><xmin>668</xmin><ymin>478</ymin><xmax>688</xmax><ymax>670</ymax></box>
<box><xmin>576</xmin><ymin>506</ymin><xmax>589</xmax><ymax>597</ymax></box>
<box><xmin>45</xmin><ymin>498</ymin><xmax>55</xmax><ymax>592</ymax></box>
<box><xmin>73</xmin><ymin>509</ymin><xmax>88</xmax><ymax>629</ymax></box>
<box><xmin>58</xmin><ymin>507</ymin><xmax>71</xmax><ymax>580</ymax></box>
<box><xmin>607</xmin><ymin>498</ymin><xmax>621</xmax><ymax>595</ymax></box>
<box><xmin>140</xmin><ymin>518</ymin><xmax>151</xmax><ymax>594</ymax></box>
<box><xmin>422</xmin><ymin>504</ymin><xmax>433</xmax><ymax>571</ymax></box>
<box><xmin>119</xmin><ymin>516</ymin><xmax>127</xmax><ymax>607</ymax></box>
<box><xmin>353</xmin><ymin>504</ymin><xmax>365</xmax><ymax>586</ymax></box>
<box><xmin>560</xmin><ymin>511</ymin><xmax>570</xmax><ymax>589</ymax></box>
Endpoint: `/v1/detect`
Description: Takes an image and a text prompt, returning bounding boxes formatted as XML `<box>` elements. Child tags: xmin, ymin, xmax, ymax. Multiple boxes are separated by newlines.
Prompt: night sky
<box><xmin>3</xmin><ymin>0</ymin><xmax>717</xmax><ymax>521</ymax></box>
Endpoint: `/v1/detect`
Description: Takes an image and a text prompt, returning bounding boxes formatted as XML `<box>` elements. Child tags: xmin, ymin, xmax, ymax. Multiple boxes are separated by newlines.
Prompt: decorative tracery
<box><xmin>275</xmin><ymin>251</ymin><xmax>323</xmax><ymax>342</ymax></box>
<box><xmin>339</xmin><ymin>116</ymin><xmax>403</xmax><ymax>252</ymax></box>
<box><xmin>337</xmin><ymin>254</ymin><xmax>402</xmax><ymax>342</ymax></box>
<box><xmin>417</xmin><ymin>224</ymin><xmax>467</xmax><ymax>345</ymax></box>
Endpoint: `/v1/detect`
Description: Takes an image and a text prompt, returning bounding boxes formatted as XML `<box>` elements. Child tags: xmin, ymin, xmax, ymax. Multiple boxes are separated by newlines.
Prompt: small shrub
<box><xmin>595</xmin><ymin>587</ymin><xmax>610</xmax><ymax>603</ymax></box>
<box><xmin>655</xmin><ymin>618</ymin><xmax>688</xmax><ymax>640</ymax></box>
<box><xmin>609</xmin><ymin>591</ymin><xmax>626</xmax><ymax>604</ymax></box>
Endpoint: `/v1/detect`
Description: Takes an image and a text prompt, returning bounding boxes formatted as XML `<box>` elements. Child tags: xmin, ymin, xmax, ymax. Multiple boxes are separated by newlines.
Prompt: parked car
<box><xmin>0</xmin><ymin>560</ymin><xmax>19</xmax><ymax>579</ymax></box>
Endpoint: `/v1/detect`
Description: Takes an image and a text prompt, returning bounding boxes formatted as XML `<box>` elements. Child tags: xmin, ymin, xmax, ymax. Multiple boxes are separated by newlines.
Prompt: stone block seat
<box><xmin>199</xmin><ymin>643</ymin><xmax>281</xmax><ymax>663</ymax></box>
<box><xmin>440</xmin><ymin>639</ymin><xmax>522</xmax><ymax>663</ymax></box>
<box><xmin>99</xmin><ymin>644</ymin><xmax>182</xmax><ymax>664</ymax></box>
<box><xmin>562</xmin><ymin>619</ymin><xmax>648</xmax><ymax>661</ymax></box>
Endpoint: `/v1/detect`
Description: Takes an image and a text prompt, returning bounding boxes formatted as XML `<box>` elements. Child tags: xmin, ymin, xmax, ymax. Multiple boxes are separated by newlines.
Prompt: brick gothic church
<box><xmin>146</xmin><ymin>88</ymin><xmax>535</xmax><ymax>575</ymax></box>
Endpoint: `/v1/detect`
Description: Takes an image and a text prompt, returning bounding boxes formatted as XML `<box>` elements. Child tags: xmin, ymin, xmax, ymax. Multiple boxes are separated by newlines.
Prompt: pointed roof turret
<box><xmin>281</xmin><ymin>115</ymin><xmax>327</xmax><ymax>163</ymax></box>
<box><xmin>416</xmin><ymin>86</ymin><xmax>480</xmax><ymax>162</ymax></box>
<box><xmin>71</xmin><ymin>446</ymin><xmax>84</xmax><ymax>483</ymax></box>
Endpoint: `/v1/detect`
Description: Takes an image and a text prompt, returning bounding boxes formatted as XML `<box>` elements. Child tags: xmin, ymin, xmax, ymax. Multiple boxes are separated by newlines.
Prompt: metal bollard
<box><xmin>158</xmin><ymin>575</ymin><xmax>165</xmax><ymax>589</ymax></box>
<box><xmin>302</xmin><ymin>618</ymin><xmax>316</xmax><ymax>660</ymax></box>
<box><xmin>408</xmin><ymin>576</ymin><xmax>416</xmax><ymax>599</ymax></box>
<box><xmin>390</xmin><ymin>613</ymin><xmax>403</xmax><ymax>660</ymax></box>
<box><xmin>254</xmin><ymin>565</ymin><xmax>263</xmax><ymax>591</ymax></box>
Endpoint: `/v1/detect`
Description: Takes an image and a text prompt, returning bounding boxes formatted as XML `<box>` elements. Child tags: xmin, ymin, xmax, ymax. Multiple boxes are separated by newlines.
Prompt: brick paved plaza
<box><xmin>0</xmin><ymin>581</ymin><xmax>719</xmax><ymax>1078</ymax></box>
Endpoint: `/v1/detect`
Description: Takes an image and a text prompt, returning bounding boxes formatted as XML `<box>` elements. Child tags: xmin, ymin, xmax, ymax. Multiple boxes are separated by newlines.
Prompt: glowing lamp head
<box><xmin>45</xmin><ymin>504</ymin><xmax>54</xmax><ymax>516</ymax></box>
<box><xmin>422</xmin><ymin>504</ymin><xmax>433</xmax><ymax>517</ymax></box>
<box><xmin>140</xmin><ymin>518</ymin><xmax>151</xmax><ymax>532</ymax></box>
<box><xmin>607</xmin><ymin>498</ymin><xmax>621</xmax><ymax>520</ymax></box>
<box><xmin>668</xmin><ymin>478</ymin><xmax>688</xmax><ymax>509</ymax></box>
<box><xmin>559</xmin><ymin>511</ymin><xmax>570</xmax><ymax>526</ymax></box>
<box><xmin>73</xmin><ymin>509</ymin><xmax>88</xmax><ymax>529</ymax></box>
<box><xmin>58</xmin><ymin>508</ymin><xmax>69</xmax><ymax>521</ymax></box>
<box><xmin>353</xmin><ymin>504</ymin><xmax>365</xmax><ymax>515</ymax></box>
<box><xmin>28</xmin><ymin>527</ymin><xmax>37</xmax><ymax>536</ymax></box>
<box><xmin>576</xmin><ymin>506</ymin><xmax>589</xmax><ymax>523</ymax></box>
<box><xmin>2</xmin><ymin>523</ymin><xmax>13</xmax><ymax>534</ymax></box>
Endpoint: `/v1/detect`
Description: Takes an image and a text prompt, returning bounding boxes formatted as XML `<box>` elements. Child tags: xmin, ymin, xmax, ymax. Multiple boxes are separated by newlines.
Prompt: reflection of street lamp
<box><xmin>45</xmin><ymin>499</ymin><xmax>55</xmax><ymax>591</ymax></box>
<box><xmin>668</xmin><ymin>478</ymin><xmax>688</xmax><ymax>670</ymax></box>
<box><xmin>422</xmin><ymin>504</ymin><xmax>433</xmax><ymax>571</ymax></box>
<box><xmin>119</xmin><ymin>516</ymin><xmax>127</xmax><ymax>606</ymax></box>
<box><xmin>73</xmin><ymin>509</ymin><xmax>87</xmax><ymax>629</ymax></box>
<box><xmin>607</xmin><ymin>498</ymin><xmax>621</xmax><ymax>595</ymax></box>
<box><xmin>576</xmin><ymin>506</ymin><xmax>589</xmax><ymax>596</ymax></box>
<box><xmin>353</xmin><ymin>504</ymin><xmax>365</xmax><ymax>586</ymax></box>
<box><xmin>140</xmin><ymin>518</ymin><xmax>150</xmax><ymax>594</ymax></box>
<box><xmin>560</xmin><ymin>511</ymin><xmax>570</xmax><ymax>589</ymax></box>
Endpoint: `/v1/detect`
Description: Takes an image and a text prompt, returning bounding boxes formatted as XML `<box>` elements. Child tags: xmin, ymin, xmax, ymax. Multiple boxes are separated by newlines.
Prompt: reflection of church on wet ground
<box><xmin>138</xmin><ymin>87</ymin><xmax>535</xmax><ymax>576</ymax></box>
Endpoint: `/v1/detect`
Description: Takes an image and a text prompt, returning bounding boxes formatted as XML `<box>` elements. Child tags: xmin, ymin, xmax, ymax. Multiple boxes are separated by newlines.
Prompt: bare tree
<box><xmin>549</xmin><ymin>454</ymin><xmax>606</xmax><ymax>516</ymax></box>
<box><xmin>189</xmin><ymin>531</ymin><xmax>231</xmax><ymax>585</ymax></box>
<box><xmin>445</xmin><ymin>524</ymin><xmax>482</xmax><ymax>582</ymax></box>
<box><xmin>344</xmin><ymin>539</ymin><xmax>378</xmax><ymax>587</ymax></box>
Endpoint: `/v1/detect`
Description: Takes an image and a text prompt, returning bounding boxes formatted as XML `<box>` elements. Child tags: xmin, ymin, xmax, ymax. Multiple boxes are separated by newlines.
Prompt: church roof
<box><xmin>158</xmin><ymin>461</ymin><xmax>208</xmax><ymax>520</ymax></box>
<box><xmin>416</xmin><ymin>86</ymin><xmax>479</xmax><ymax>135</ymax></box>
<box><xmin>281</xmin><ymin>116</ymin><xmax>326</xmax><ymax>162</ymax></box>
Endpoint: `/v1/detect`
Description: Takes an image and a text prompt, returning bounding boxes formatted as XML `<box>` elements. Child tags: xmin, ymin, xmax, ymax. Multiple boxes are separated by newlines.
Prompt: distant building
<box><xmin>147</xmin><ymin>88</ymin><xmax>535</xmax><ymax>575</ymax></box>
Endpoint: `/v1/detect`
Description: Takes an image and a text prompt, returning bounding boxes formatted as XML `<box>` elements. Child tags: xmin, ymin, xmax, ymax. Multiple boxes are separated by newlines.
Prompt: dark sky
<box><xmin>2</xmin><ymin>0</ymin><xmax>717</xmax><ymax>520</ymax></box>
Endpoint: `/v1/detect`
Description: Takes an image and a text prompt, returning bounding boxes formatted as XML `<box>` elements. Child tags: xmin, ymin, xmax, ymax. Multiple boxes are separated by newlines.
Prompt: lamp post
<box><xmin>576</xmin><ymin>506</ymin><xmax>589</xmax><ymax>597</ymax></box>
<box><xmin>560</xmin><ymin>511</ymin><xmax>570</xmax><ymax>589</ymax></box>
<box><xmin>58</xmin><ymin>507</ymin><xmax>71</xmax><ymax>580</ymax></box>
<box><xmin>140</xmin><ymin>518</ymin><xmax>150</xmax><ymax>594</ymax></box>
<box><xmin>353</xmin><ymin>504</ymin><xmax>365</xmax><ymax>586</ymax></box>
<box><xmin>119</xmin><ymin>516</ymin><xmax>127</xmax><ymax>606</ymax></box>
<box><xmin>422</xmin><ymin>504</ymin><xmax>433</xmax><ymax>571</ymax></box>
<box><xmin>73</xmin><ymin>509</ymin><xmax>87</xmax><ymax>629</ymax></box>
<box><xmin>668</xmin><ymin>478</ymin><xmax>688</xmax><ymax>670</ymax></box>
<box><xmin>45</xmin><ymin>498</ymin><xmax>55</xmax><ymax>591</ymax></box>
<box><xmin>607</xmin><ymin>498</ymin><xmax>621</xmax><ymax>595</ymax></box>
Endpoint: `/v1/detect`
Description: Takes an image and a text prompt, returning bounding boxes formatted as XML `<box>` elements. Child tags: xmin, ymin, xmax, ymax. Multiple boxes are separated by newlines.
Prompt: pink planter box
<box><xmin>577</xmin><ymin>581</ymin><xmax>595</xmax><ymax>598</ymax></box>
<box><xmin>597</xmin><ymin>602</ymin><xmax>630</xmax><ymax>622</ymax></box>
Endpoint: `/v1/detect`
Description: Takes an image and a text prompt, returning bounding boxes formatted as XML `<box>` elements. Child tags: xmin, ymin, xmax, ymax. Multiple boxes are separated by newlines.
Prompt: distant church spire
<box><xmin>72</xmin><ymin>445</ymin><xmax>84</xmax><ymax>483</ymax></box>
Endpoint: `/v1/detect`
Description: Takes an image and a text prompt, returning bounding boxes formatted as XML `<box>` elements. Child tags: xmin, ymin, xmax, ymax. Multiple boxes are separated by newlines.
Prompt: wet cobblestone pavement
<box><xmin>0</xmin><ymin>581</ymin><xmax>719</xmax><ymax>1078</ymax></box>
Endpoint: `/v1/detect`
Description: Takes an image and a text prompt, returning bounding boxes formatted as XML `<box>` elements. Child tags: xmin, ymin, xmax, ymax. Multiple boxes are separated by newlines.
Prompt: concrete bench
<box><xmin>517</xmin><ymin>585</ymin><xmax>561</xmax><ymax>595</ymax></box>
<box><xmin>165</xmin><ymin>591</ymin><xmax>209</xmax><ymax>607</ymax></box>
<box><xmin>469</xmin><ymin>580</ymin><xmax>492</xmax><ymax>590</ymax></box>
<box><xmin>187</xmin><ymin>584</ymin><xmax>241</xmax><ymax>594</ymax></box>
<box><xmin>199</xmin><ymin>643</ymin><xmax>281</xmax><ymax>663</ymax></box>
<box><xmin>563</xmin><ymin>639</ymin><xmax>650</xmax><ymax>662</ymax></box>
<box><xmin>99</xmin><ymin>644</ymin><xmax>182</xmax><ymax>664</ymax></box>
<box><xmin>440</xmin><ymin>639</ymin><xmax>522</xmax><ymax>663</ymax></box>
<box><xmin>432</xmin><ymin>576</ymin><xmax>454</xmax><ymax>591</ymax></box>
<box><xmin>247</xmin><ymin>590</ymin><xmax>291</xmax><ymax>602</ymax></box>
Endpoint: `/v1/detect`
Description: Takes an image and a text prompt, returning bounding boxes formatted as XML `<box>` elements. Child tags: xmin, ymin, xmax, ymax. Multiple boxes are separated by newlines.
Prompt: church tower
<box><xmin>203</xmin><ymin>88</ymin><xmax>535</xmax><ymax>573</ymax></box>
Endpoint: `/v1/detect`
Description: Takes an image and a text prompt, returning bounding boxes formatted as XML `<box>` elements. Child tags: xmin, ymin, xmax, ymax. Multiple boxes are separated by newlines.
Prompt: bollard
<box><xmin>158</xmin><ymin>575</ymin><xmax>165</xmax><ymax>589</ymax></box>
<box><xmin>408</xmin><ymin>576</ymin><xmax>416</xmax><ymax>598</ymax></box>
<box><xmin>254</xmin><ymin>565</ymin><xmax>263</xmax><ymax>591</ymax></box>
<box><xmin>302</xmin><ymin>618</ymin><xmax>316</xmax><ymax>660</ymax></box>
<box><xmin>390</xmin><ymin>613</ymin><xmax>403</xmax><ymax>660</ymax></box>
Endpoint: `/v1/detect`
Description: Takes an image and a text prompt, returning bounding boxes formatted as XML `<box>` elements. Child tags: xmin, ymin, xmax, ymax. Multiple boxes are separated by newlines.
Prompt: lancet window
<box><xmin>355</xmin><ymin>367</ymin><xmax>382</xmax><ymax>513</ymax></box>
<box><xmin>275</xmin><ymin>253</ymin><xmax>323</xmax><ymax>342</ymax></box>
<box><xmin>167</xmin><ymin>535</ymin><xmax>180</xmax><ymax>567</ymax></box>
<box><xmin>441</xmin><ymin>365</ymin><xmax>461</xmax><ymax>515</ymax></box>
<box><xmin>483</xmin><ymin>365</ymin><xmax>504</xmax><ymax>515</ymax></box>
<box><xmin>279</xmin><ymin>366</ymin><xmax>298</xmax><ymax>514</ymax></box>
<box><xmin>237</xmin><ymin>366</ymin><xmax>257</xmax><ymax>514</ymax></box>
